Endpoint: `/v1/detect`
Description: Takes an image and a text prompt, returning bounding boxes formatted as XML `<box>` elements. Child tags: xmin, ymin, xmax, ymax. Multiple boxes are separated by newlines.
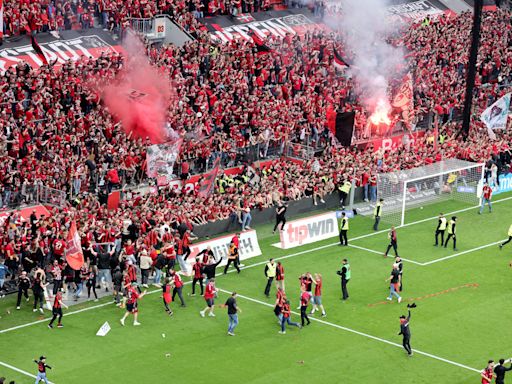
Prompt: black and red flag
<box><xmin>24</xmin><ymin>26</ymin><xmax>49</xmax><ymax>65</ymax></box>
<box><xmin>333</xmin><ymin>49</ymin><xmax>350</xmax><ymax>70</ymax></box>
<box><xmin>197</xmin><ymin>157</ymin><xmax>221</xmax><ymax>198</ymax></box>
<box><xmin>248</xmin><ymin>30</ymin><xmax>272</xmax><ymax>54</ymax></box>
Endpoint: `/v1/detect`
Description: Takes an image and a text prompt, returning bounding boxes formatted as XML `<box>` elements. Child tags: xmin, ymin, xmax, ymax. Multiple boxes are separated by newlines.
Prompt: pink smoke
<box><xmin>101</xmin><ymin>32</ymin><xmax>175</xmax><ymax>144</ymax></box>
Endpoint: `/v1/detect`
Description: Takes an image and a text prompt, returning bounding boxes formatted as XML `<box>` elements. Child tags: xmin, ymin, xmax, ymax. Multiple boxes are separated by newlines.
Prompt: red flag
<box><xmin>30</xmin><ymin>33</ymin><xmax>49</xmax><ymax>65</ymax></box>
<box><xmin>248</xmin><ymin>31</ymin><xmax>272</xmax><ymax>54</ymax></box>
<box><xmin>65</xmin><ymin>221</ymin><xmax>84</xmax><ymax>270</ymax></box>
<box><xmin>197</xmin><ymin>158</ymin><xmax>221</xmax><ymax>198</ymax></box>
<box><xmin>0</xmin><ymin>0</ymin><xmax>4</xmax><ymax>40</ymax></box>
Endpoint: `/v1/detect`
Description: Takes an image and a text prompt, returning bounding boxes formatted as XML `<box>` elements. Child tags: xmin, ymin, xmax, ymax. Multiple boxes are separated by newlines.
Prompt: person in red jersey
<box><xmin>170</xmin><ymin>270</ymin><xmax>186</xmax><ymax>307</ymax></box>
<box><xmin>191</xmin><ymin>257</ymin><xmax>204</xmax><ymax>296</ymax></box>
<box><xmin>161</xmin><ymin>277</ymin><xmax>174</xmax><ymax>317</ymax></box>
<box><xmin>275</xmin><ymin>261</ymin><xmax>285</xmax><ymax>292</ymax></box>
<box><xmin>279</xmin><ymin>299</ymin><xmax>301</xmax><ymax>334</ymax></box>
<box><xmin>310</xmin><ymin>273</ymin><xmax>326</xmax><ymax>317</ymax></box>
<box><xmin>200</xmin><ymin>278</ymin><xmax>218</xmax><ymax>318</ymax></box>
<box><xmin>479</xmin><ymin>182</ymin><xmax>493</xmax><ymax>214</ymax></box>
<box><xmin>52</xmin><ymin>236</ymin><xmax>65</xmax><ymax>262</ymax></box>
<box><xmin>274</xmin><ymin>287</ymin><xmax>286</xmax><ymax>323</ymax></box>
<box><xmin>120</xmin><ymin>285</ymin><xmax>147</xmax><ymax>326</ymax></box>
<box><xmin>48</xmin><ymin>288</ymin><xmax>68</xmax><ymax>329</ymax></box>
<box><xmin>299</xmin><ymin>286</ymin><xmax>311</xmax><ymax>326</ymax></box>
<box><xmin>231</xmin><ymin>233</ymin><xmax>240</xmax><ymax>249</ymax></box>
<box><xmin>481</xmin><ymin>360</ymin><xmax>495</xmax><ymax>384</ymax></box>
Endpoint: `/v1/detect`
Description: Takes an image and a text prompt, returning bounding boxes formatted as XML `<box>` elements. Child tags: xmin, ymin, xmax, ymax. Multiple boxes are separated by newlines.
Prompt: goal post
<box><xmin>376</xmin><ymin>160</ymin><xmax>485</xmax><ymax>227</ymax></box>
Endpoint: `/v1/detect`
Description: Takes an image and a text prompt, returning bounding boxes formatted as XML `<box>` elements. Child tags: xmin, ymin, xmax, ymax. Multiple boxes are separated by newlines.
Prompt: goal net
<box><xmin>376</xmin><ymin>159</ymin><xmax>485</xmax><ymax>227</ymax></box>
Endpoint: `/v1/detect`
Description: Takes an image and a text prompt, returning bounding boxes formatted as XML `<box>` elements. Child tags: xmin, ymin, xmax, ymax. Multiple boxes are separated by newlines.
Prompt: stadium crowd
<box><xmin>0</xmin><ymin>3</ymin><xmax>511</xmax><ymax>298</ymax></box>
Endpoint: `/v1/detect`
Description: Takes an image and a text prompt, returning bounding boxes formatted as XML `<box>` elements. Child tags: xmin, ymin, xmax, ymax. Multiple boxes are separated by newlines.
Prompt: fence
<box><xmin>1</xmin><ymin>184</ymin><xmax>67</xmax><ymax>209</ymax></box>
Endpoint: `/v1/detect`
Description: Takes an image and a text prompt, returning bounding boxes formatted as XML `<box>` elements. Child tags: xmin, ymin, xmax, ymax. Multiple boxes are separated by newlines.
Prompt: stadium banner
<box><xmin>357</xmin><ymin>131</ymin><xmax>425</xmax><ymax>151</ymax></box>
<box><xmin>386</xmin><ymin>0</ymin><xmax>448</xmax><ymax>21</ymax></box>
<box><xmin>0</xmin><ymin>205</ymin><xmax>49</xmax><ymax>227</ymax></box>
<box><xmin>492</xmin><ymin>173</ymin><xmax>512</xmax><ymax>195</ymax></box>
<box><xmin>0</xmin><ymin>31</ymin><xmax>120</xmax><ymax>72</ymax></box>
<box><xmin>277</xmin><ymin>212</ymin><xmax>338</xmax><ymax>249</ymax></box>
<box><xmin>480</xmin><ymin>93</ymin><xmax>511</xmax><ymax>140</ymax></box>
<box><xmin>187</xmin><ymin>230</ymin><xmax>262</xmax><ymax>266</ymax></box>
<box><xmin>201</xmin><ymin>9</ymin><xmax>325</xmax><ymax>43</ymax></box>
<box><xmin>146</xmin><ymin>140</ymin><xmax>182</xmax><ymax>184</ymax></box>
<box><xmin>392</xmin><ymin>72</ymin><xmax>415</xmax><ymax>129</ymax></box>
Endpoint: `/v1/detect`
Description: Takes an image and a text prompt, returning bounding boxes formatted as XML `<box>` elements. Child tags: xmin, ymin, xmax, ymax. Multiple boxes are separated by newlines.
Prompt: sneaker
<box><xmin>321</xmin><ymin>313</ymin><xmax>326</xmax><ymax>317</ymax></box>
<box><xmin>16</xmin><ymin>306</ymin><xmax>20</xmax><ymax>310</ymax></box>
<box><xmin>39</xmin><ymin>308</ymin><xmax>44</xmax><ymax>314</ymax></box>
<box><xmin>227</xmin><ymin>332</ymin><xmax>235</xmax><ymax>336</ymax></box>
<box><xmin>298</xmin><ymin>324</ymin><xmax>303</xmax><ymax>329</ymax></box>
<box><xmin>120</xmin><ymin>318</ymin><xmax>125</xmax><ymax>326</ymax></box>
<box><xmin>296</xmin><ymin>306</ymin><xmax>301</xmax><ymax>310</ymax></box>
<box><xmin>48</xmin><ymin>324</ymin><xmax>53</xmax><ymax>329</ymax></box>
<box><xmin>26</xmin><ymin>297</ymin><xmax>30</xmax><ymax>302</ymax></box>
<box><xmin>454</xmin><ymin>248</ymin><xmax>458</xmax><ymax>251</ymax></box>
<box><xmin>94</xmin><ymin>299</ymin><xmax>99</xmax><ymax>302</ymax></box>
<box><xmin>57</xmin><ymin>324</ymin><xmax>64</xmax><ymax>328</ymax></box>
<box><xmin>278</xmin><ymin>331</ymin><xmax>286</xmax><ymax>334</ymax></box>
<box><xmin>320</xmin><ymin>199</ymin><xmax>325</xmax><ymax>203</ymax></box>
<box><xmin>499</xmin><ymin>245</ymin><xmax>503</xmax><ymax>250</ymax></box>
<box><xmin>169</xmin><ymin>311</ymin><xmax>174</xmax><ymax>317</ymax></box>
<box><xmin>386</xmin><ymin>297</ymin><xmax>392</xmax><ymax>301</ymax></box>
<box><xmin>398</xmin><ymin>297</ymin><xmax>402</xmax><ymax>303</ymax></box>
<box><xmin>133</xmin><ymin>321</ymin><xmax>141</xmax><ymax>326</ymax></box>
<box><xmin>33</xmin><ymin>308</ymin><xmax>37</xmax><ymax>312</ymax></box>
<box><xmin>190</xmin><ymin>293</ymin><xmax>196</xmax><ymax>297</ymax></box>
<box><xmin>115</xmin><ymin>303</ymin><xmax>122</xmax><ymax>307</ymax></box>
<box><xmin>200</xmin><ymin>311</ymin><xmax>205</xmax><ymax>318</ymax></box>
<box><xmin>208</xmin><ymin>312</ymin><xmax>216</xmax><ymax>317</ymax></box>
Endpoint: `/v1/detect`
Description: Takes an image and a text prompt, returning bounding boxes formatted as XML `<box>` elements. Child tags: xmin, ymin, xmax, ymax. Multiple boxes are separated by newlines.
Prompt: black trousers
<box><xmin>341</xmin><ymin>279</ymin><xmax>349</xmax><ymax>300</ymax></box>
<box><xmin>224</xmin><ymin>258</ymin><xmax>240</xmax><ymax>274</ymax></box>
<box><xmin>373</xmin><ymin>216</ymin><xmax>380</xmax><ymax>231</ymax></box>
<box><xmin>402</xmin><ymin>336</ymin><xmax>412</xmax><ymax>355</ymax></box>
<box><xmin>163</xmin><ymin>298</ymin><xmax>172</xmax><ymax>313</ymax></box>
<box><xmin>33</xmin><ymin>291</ymin><xmax>44</xmax><ymax>309</ymax></box>
<box><xmin>385</xmin><ymin>241</ymin><xmax>398</xmax><ymax>256</ymax></box>
<box><xmin>87</xmin><ymin>283</ymin><xmax>98</xmax><ymax>299</ymax></box>
<box><xmin>192</xmin><ymin>277</ymin><xmax>204</xmax><ymax>295</ymax></box>
<box><xmin>172</xmin><ymin>286</ymin><xmax>185</xmax><ymax>306</ymax></box>
<box><xmin>435</xmin><ymin>230</ymin><xmax>445</xmax><ymax>245</ymax></box>
<box><xmin>444</xmin><ymin>234</ymin><xmax>456</xmax><ymax>249</ymax></box>
<box><xmin>300</xmin><ymin>305</ymin><xmax>310</xmax><ymax>326</ymax></box>
<box><xmin>339</xmin><ymin>191</ymin><xmax>348</xmax><ymax>205</ymax></box>
<box><xmin>502</xmin><ymin>236</ymin><xmax>512</xmax><ymax>246</ymax></box>
<box><xmin>264</xmin><ymin>277</ymin><xmax>274</xmax><ymax>296</ymax></box>
<box><xmin>141</xmin><ymin>269</ymin><xmax>150</xmax><ymax>285</ymax></box>
<box><xmin>273</xmin><ymin>216</ymin><xmax>286</xmax><ymax>232</ymax></box>
<box><xmin>52</xmin><ymin>279</ymin><xmax>62</xmax><ymax>295</ymax></box>
<box><xmin>339</xmin><ymin>230</ymin><xmax>348</xmax><ymax>245</ymax></box>
<box><xmin>16</xmin><ymin>287</ymin><xmax>29</xmax><ymax>306</ymax></box>
<box><xmin>49</xmin><ymin>308</ymin><xmax>63</xmax><ymax>326</ymax></box>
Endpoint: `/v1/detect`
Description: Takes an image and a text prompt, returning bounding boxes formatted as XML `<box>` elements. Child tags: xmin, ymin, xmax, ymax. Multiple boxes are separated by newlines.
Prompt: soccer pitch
<box><xmin>1</xmin><ymin>196</ymin><xmax>512</xmax><ymax>384</ymax></box>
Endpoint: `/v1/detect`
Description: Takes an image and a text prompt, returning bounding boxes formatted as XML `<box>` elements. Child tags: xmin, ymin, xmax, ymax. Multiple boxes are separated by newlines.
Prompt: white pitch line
<box><xmin>216</xmin><ymin>288</ymin><xmax>480</xmax><ymax>374</ymax></box>
<box><xmin>348</xmin><ymin>244</ymin><xmax>424</xmax><ymax>266</ymax></box>
<box><xmin>421</xmin><ymin>240</ymin><xmax>507</xmax><ymax>266</ymax></box>
<box><xmin>0</xmin><ymin>360</ymin><xmax>55</xmax><ymax>384</ymax></box>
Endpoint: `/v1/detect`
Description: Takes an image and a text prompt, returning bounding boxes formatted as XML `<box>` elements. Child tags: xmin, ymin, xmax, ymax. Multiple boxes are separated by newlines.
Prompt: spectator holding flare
<box><xmin>200</xmin><ymin>278</ymin><xmax>218</xmax><ymax>318</ymax></box>
<box><xmin>444</xmin><ymin>217</ymin><xmax>458</xmax><ymax>251</ymax></box>
<box><xmin>220</xmin><ymin>292</ymin><xmax>242</xmax><ymax>336</ymax></box>
<box><xmin>48</xmin><ymin>288</ymin><xmax>68</xmax><ymax>329</ymax></box>
<box><xmin>264</xmin><ymin>258</ymin><xmax>276</xmax><ymax>298</ymax></box>
<box><xmin>34</xmin><ymin>356</ymin><xmax>51</xmax><ymax>384</ymax></box>
<box><xmin>434</xmin><ymin>213</ymin><xmax>447</xmax><ymax>247</ymax></box>
<box><xmin>479</xmin><ymin>182</ymin><xmax>493</xmax><ymax>214</ymax></box>
<box><xmin>499</xmin><ymin>224</ymin><xmax>512</xmax><ymax>250</ymax></box>
<box><xmin>386</xmin><ymin>264</ymin><xmax>402</xmax><ymax>303</ymax></box>
<box><xmin>120</xmin><ymin>285</ymin><xmax>147</xmax><ymax>326</ymax></box>
<box><xmin>384</xmin><ymin>226</ymin><xmax>399</xmax><ymax>258</ymax></box>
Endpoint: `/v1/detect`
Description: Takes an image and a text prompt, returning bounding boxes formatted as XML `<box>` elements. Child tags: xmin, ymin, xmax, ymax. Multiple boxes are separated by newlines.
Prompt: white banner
<box><xmin>154</xmin><ymin>18</ymin><xmax>166</xmax><ymax>39</ymax></box>
<box><xmin>96</xmin><ymin>321</ymin><xmax>112</xmax><ymax>337</ymax></box>
<box><xmin>277</xmin><ymin>212</ymin><xmax>338</xmax><ymax>249</ymax></box>
<box><xmin>146</xmin><ymin>140</ymin><xmax>181</xmax><ymax>182</ymax></box>
<box><xmin>188</xmin><ymin>230</ymin><xmax>262</xmax><ymax>266</ymax></box>
<box><xmin>480</xmin><ymin>93</ymin><xmax>511</xmax><ymax>140</ymax></box>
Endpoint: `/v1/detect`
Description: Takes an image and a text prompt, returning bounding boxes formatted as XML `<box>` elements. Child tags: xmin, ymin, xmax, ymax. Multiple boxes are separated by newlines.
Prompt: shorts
<box><xmin>163</xmin><ymin>295</ymin><xmax>172</xmax><ymax>304</ymax></box>
<box><xmin>206</xmin><ymin>298</ymin><xmax>214</xmax><ymax>307</ymax></box>
<box><xmin>52</xmin><ymin>308</ymin><xmax>63</xmax><ymax>316</ymax></box>
<box><xmin>126</xmin><ymin>302</ymin><xmax>138</xmax><ymax>313</ymax></box>
<box><xmin>313</xmin><ymin>296</ymin><xmax>322</xmax><ymax>305</ymax></box>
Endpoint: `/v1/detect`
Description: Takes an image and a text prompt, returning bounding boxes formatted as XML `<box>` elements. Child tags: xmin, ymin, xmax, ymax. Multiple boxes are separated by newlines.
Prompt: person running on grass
<box><xmin>384</xmin><ymin>226</ymin><xmax>399</xmax><ymax>258</ymax></box>
<box><xmin>223</xmin><ymin>241</ymin><xmax>240</xmax><ymax>274</ymax></box>
<box><xmin>162</xmin><ymin>277</ymin><xmax>174</xmax><ymax>317</ymax></box>
<box><xmin>191</xmin><ymin>257</ymin><xmax>204</xmax><ymax>296</ymax></box>
<box><xmin>120</xmin><ymin>285</ymin><xmax>147</xmax><ymax>326</ymax></box>
<box><xmin>310</xmin><ymin>273</ymin><xmax>326</xmax><ymax>317</ymax></box>
<box><xmin>200</xmin><ymin>278</ymin><xmax>218</xmax><ymax>318</ymax></box>
<box><xmin>279</xmin><ymin>300</ymin><xmax>301</xmax><ymax>334</ymax></box>
<box><xmin>170</xmin><ymin>269</ymin><xmax>186</xmax><ymax>307</ymax></box>
<box><xmin>385</xmin><ymin>264</ymin><xmax>402</xmax><ymax>303</ymax></box>
<box><xmin>48</xmin><ymin>288</ymin><xmax>68</xmax><ymax>329</ymax></box>
<box><xmin>220</xmin><ymin>292</ymin><xmax>242</xmax><ymax>336</ymax></box>
<box><xmin>34</xmin><ymin>356</ymin><xmax>51</xmax><ymax>384</ymax></box>
<box><xmin>499</xmin><ymin>224</ymin><xmax>512</xmax><ymax>250</ymax></box>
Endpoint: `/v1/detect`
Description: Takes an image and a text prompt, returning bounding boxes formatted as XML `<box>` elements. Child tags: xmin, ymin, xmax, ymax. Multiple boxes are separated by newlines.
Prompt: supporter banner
<box><xmin>480</xmin><ymin>93</ymin><xmax>511</xmax><ymax>140</ymax></box>
<box><xmin>202</xmin><ymin>9</ymin><xmax>323</xmax><ymax>42</ymax></box>
<box><xmin>392</xmin><ymin>72</ymin><xmax>414</xmax><ymax>129</ymax></box>
<box><xmin>278</xmin><ymin>212</ymin><xmax>338</xmax><ymax>249</ymax></box>
<box><xmin>187</xmin><ymin>230</ymin><xmax>262</xmax><ymax>266</ymax></box>
<box><xmin>357</xmin><ymin>130</ymin><xmax>426</xmax><ymax>151</ymax></box>
<box><xmin>386</xmin><ymin>0</ymin><xmax>447</xmax><ymax>21</ymax></box>
<box><xmin>0</xmin><ymin>205</ymin><xmax>50</xmax><ymax>227</ymax></box>
<box><xmin>146</xmin><ymin>140</ymin><xmax>182</xmax><ymax>184</ymax></box>
<box><xmin>0</xmin><ymin>33</ymin><xmax>120</xmax><ymax>72</ymax></box>
<box><xmin>65</xmin><ymin>221</ymin><xmax>84</xmax><ymax>270</ymax></box>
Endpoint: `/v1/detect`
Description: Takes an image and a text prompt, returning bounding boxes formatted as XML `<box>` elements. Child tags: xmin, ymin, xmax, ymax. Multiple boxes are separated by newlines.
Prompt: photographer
<box><xmin>398</xmin><ymin>304</ymin><xmax>416</xmax><ymax>357</ymax></box>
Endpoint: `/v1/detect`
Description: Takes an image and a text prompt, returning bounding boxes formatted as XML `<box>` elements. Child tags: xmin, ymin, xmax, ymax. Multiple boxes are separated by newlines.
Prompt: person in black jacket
<box><xmin>495</xmin><ymin>359</ymin><xmax>512</xmax><ymax>384</ymax></box>
<box><xmin>16</xmin><ymin>271</ymin><xmax>31</xmax><ymax>310</ymax></box>
<box><xmin>272</xmin><ymin>202</ymin><xmax>287</xmax><ymax>234</ymax></box>
<box><xmin>112</xmin><ymin>267</ymin><xmax>123</xmax><ymax>306</ymax></box>
<box><xmin>398</xmin><ymin>309</ymin><xmax>413</xmax><ymax>356</ymax></box>
<box><xmin>203</xmin><ymin>257</ymin><xmax>222</xmax><ymax>284</ymax></box>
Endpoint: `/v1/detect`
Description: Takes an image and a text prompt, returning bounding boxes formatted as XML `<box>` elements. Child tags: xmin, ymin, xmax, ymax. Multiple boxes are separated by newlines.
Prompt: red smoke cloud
<box><xmin>100</xmin><ymin>33</ymin><xmax>174</xmax><ymax>144</ymax></box>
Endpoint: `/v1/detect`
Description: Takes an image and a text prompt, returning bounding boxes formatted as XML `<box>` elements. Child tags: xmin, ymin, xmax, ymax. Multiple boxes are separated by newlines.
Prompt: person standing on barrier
<box><xmin>273</xmin><ymin>202</ymin><xmax>287</xmax><ymax>234</ymax></box>
<box><xmin>339</xmin><ymin>212</ymin><xmax>349</xmax><ymax>246</ymax></box>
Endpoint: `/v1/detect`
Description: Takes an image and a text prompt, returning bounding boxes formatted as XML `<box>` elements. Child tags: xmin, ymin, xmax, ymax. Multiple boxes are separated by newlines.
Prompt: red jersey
<box><xmin>126</xmin><ymin>287</ymin><xmax>140</xmax><ymax>305</ymax></box>
<box><xmin>173</xmin><ymin>273</ymin><xmax>183</xmax><ymax>288</ymax></box>
<box><xmin>314</xmin><ymin>278</ymin><xmax>322</xmax><ymax>296</ymax></box>
<box><xmin>193</xmin><ymin>262</ymin><xmax>203</xmax><ymax>279</ymax></box>
<box><xmin>53</xmin><ymin>239</ymin><xmax>65</xmax><ymax>256</ymax></box>
<box><xmin>53</xmin><ymin>292</ymin><xmax>62</xmax><ymax>309</ymax></box>
<box><xmin>300</xmin><ymin>291</ymin><xmax>310</xmax><ymax>306</ymax></box>
<box><xmin>162</xmin><ymin>284</ymin><xmax>172</xmax><ymax>303</ymax></box>
<box><xmin>482</xmin><ymin>185</ymin><xmax>492</xmax><ymax>200</ymax></box>
<box><xmin>282</xmin><ymin>302</ymin><xmax>291</xmax><ymax>318</ymax></box>
<box><xmin>127</xmin><ymin>265</ymin><xmax>137</xmax><ymax>282</ymax></box>
<box><xmin>276</xmin><ymin>290</ymin><xmax>285</xmax><ymax>306</ymax></box>
<box><xmin>276</xmin><ymin>263</ymin><xmax>284</xmax><ymax>281</ymax></box>
<box><xmin>481</xmin><ymin>368</ymin><xmax>493</xmax><ymax>384</ymax></box>
<box><xmin>204</xmin><ymin>282</ymin><xmax>216</xmax><ymax>299</ymax></box>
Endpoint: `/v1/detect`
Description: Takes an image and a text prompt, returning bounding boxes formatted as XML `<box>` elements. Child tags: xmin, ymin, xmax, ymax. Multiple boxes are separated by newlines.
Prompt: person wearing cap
<box><xmin>34</xmin><ymin>356</ymin><xmax>52</xmax><ymax>383</ymax></box>
<box><xmin>48</xmin><ymin>288</ymin><xmax>68</xmax><ymax>329</ymax></box>
<box><xmin>479</xmin><ymin>182</ymin><xmax>493</xmax><ymax>214</ymax></box>
<box><xmin>398</xmin><ymin>308</ymin><xmax>412</xmax><ymax>356</ymax></box>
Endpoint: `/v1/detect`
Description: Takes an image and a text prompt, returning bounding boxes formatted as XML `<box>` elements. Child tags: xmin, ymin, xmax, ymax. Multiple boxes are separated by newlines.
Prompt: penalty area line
<box><xmin>216</xmin><ymin>287</ymin><xmax>480</xmax><ymax>374</ymax></box>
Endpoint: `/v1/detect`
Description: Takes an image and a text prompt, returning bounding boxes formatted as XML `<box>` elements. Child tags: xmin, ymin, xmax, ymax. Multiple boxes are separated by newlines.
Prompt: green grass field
<box><xmin>1</xmin><ymin>195</ymin><xmax>512</xmax><ymax>384</ymax></box>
